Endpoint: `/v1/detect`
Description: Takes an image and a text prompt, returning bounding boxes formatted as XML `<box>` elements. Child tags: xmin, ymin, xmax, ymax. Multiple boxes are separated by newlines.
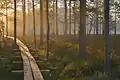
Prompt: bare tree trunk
<box><xmin>32</xmin><ymin>0</ymin><xmax>36</xmax><ymax>48</ymax></box>
<box><xmin>64</xmin><ymin>0</ymin><xmax>67</xmax><ymax>35</ymax></box>
<box><xmin>89</xmin><ymin>18</ymin><xmax>93</xmax><ymax>34</ymax></box>
<box><xmin>5</xmin><ymin>0</ymin><xmax>8</xmax><ymax>36</ymax></box>
<box><xmin>56</xmin><ymin>0</ymin><xmax>58</xmax><ymax>35</ymax></box>
<box><xmin>114</xmin><ymin>11</ymin><xmax>116</xmax><ymax>35</ymax></box>
<box><xmin>46</xmin><ymin>0</ymin><xmax>50</xmax><ymax>59</ymax></box>
<box><xmin>96</xmin><ymin>14</ymin><xmax>98</xmax><ymax>35</ymax></box>
<box><xmin>22</xmin><ymin>0</ymin><xmax>26</xmax><ymax>37</ymax></box>
<box><xmin>79</xmin><ymin>0</ymin><xmax>86</xmax><ymax>56</ymax></box>
<box><xmin>40</xmin><ymin>0</ymin><xmax>43</xmax><ymax>46</ymax></box>
<box><xmin>102</xmin><ymin>21</ymin><xmax>104</xmax><ymax>35</ymax></box>
<box><xmin>2</xmin><ymin>17</ymin><xmax>4</xmax><ymax>41</ymax></box>
<box><xmin>52</xmin><ymin>0</ymin><xmax>55</xmax><ymax>35</ymax></box>
<box><xmin>96</xmin><ymin>0</ymin><xmax>98</xmax><ymax>35</ymax></box>
<box><xmin>27</xmin><ymin>0</ymin><xmax>30</xmax><ymax>36</ymax></box>
<box><xmin>104</xmin><ymin>0</ymin><xmax>110</xmax><ymax>74</ymax></box>
<box><xmin>99</xmin><ymin>12</ymin><xmax>102</xmax><ymax>35</ymax></box>
<box><xmin>102</xmin><ymin>14</ymin><xmax>105</xmax><ymax>35</ymax></box>
<box><xmin>94</xmin><ymin>17</ymin><xmax>96</xmax><ymax>34</ymax></box>
<box><xmin>69</xmin><ymin>0</ymin><xmax>71</xmax><ymax>35</ymax></box>
<box><xmin>14</xmin><ymin>0</ymin><xmax>17</xmax><ymax>44</ymax></box>
<box><xmin>73</xmin><ymin>1</ymin><xmax>76</xmax><ymax>35</ymax></box>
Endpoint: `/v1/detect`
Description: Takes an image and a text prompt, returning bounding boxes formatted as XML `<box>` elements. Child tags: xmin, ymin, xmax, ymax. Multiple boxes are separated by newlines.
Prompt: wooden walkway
<box><xmin>7</xmin><ymin>36</ymin><xmax>44</xmax><ymax>80</ymax></box>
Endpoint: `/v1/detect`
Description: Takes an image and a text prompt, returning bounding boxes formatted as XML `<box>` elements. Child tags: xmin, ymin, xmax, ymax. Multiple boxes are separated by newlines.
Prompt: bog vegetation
<box><xmin>0</xmin><ymin>0</ymin><xmax>120</xmax><ymax>80</ymax></box>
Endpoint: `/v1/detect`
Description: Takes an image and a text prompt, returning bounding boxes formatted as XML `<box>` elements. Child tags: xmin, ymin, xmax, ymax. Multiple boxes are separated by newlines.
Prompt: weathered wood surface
<box><xmin>7</xmin><ymin>36</ymin><xmax>44</xmax><ymax>80</ymax></box>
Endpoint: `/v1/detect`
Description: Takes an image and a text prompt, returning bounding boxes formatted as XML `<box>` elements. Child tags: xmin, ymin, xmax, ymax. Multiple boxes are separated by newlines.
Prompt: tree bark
<box><xmin>64</xmin><ymin>0</ymin><xmax>67</xmax><ymax>35</ymax></box>
<box><xmin>5</xmin><ymin>0</ymin><xmax>8</xmax><ymax>36</ymax></box>
<box><xmin>22</xmin><ymin>0</ymin><xmax>26</xmax><ymax>37</ymax></box>
<box><xmin>32</xmin><ymin>0</ymin><xmax>36</xmax><ymax>48</ymax></box>
<box><xmin>52</xmin><ymin>0</ymin><xmax>55</xmax><ymax>35</ymax></box>
<box><xmin>89</xmin><ymin>18</ymin><xmax>93</xmax><ymax>34</ymax></box>
<box><xmin>46</xmin><ymin>0</ymin><xmax>50</xmax><ymax>59</ymax></box>
<box><xmin>114</xmin><ymin>11</ymin><xmax>116</xmax><ymax>35</ymax></box>
<box><xmin>79</xmin><ymin>0</ymin><xmax>86</xmax><ymax>57</ymax></box>
<box><xmin>74</xmin><ymin>1</ymin><xmax>76</xmax><ymax>35</ymax></box>
<box><xmin>40</xmin><ymin>0</ymin><xmax>43</xmax><ymax>46</ymax></box>
<box><xmin>56</xmin><ymin>0</ymin><xmax>58</xmax><ymax>35</ymax></box>
<box><xmin>69</xmin><ymin>0</ymin><xmax>71</xmax><ymax>35</ymax></box>
<box><xmin>14</xmin><ymin>0</ymin><xmax>17</xmax><ymax>44</ymax></box>
<box><xmin>96</xmin><ymin>0</ymin><xmax>99</xmax><ymax>35</ymax></box>
<box><xmin>104</xmin><ymin>0</ymin><xmax>110</xmax><ymax>74</ymax></box>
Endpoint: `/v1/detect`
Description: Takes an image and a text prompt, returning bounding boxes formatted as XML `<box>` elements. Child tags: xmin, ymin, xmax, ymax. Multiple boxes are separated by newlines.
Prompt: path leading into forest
<box><xmin>6</xmin><ymin>36</ymin><xmax>44</xmax><ymax>80</ymax></box>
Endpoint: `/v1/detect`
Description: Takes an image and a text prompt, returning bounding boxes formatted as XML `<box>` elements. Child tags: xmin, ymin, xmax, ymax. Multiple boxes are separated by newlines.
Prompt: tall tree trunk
<box><xmin>96</xmin><ymin>0</ymin><xmax>98</xmax><ymax>35</ymax></box>
<box><xmin>5</xmin><ymin>0</ymin><xmax>8</xmax><ymax>36</ymax></box>
<box><xmin>14</xmin><ymin>0</ymin><xmax>17</xmax><ymax>44</ymax></box>
<box><xmin>114</xmin><ymin>11</ymin><xmax>116</xmax><ymax>35</ymax></box>
<box><xmin>99</xmin><ymin>12</ymin><xmax>102</xmax><ymax>35</ymax></box>
<box><xmin>2</xmin><ymin>17</ymin><xmax>4</xmax><ymax>41</ymax></box>
<box><xmin>73</xmin><ymin>1</ymin><xmax>76</xmax><ymax>35</ymax></box>
<box><xmin>89</xmin><ymin>18</ymin><xmax>93</xmax><ymax>34</ymax></box>
<box><xmin>69</xmin><ymin>0</ymin><xmax>71</xmax><ymax>35</ymax></box>
<box><xmin>56</xmin><ymin>0</ymin><xmax>58</xmax><ymax>35</ymax></box>
<box><xmin>102</xmin><ymin>21</ymin><xmax>104</xmax><ymax>35</ymax></box>
<box><xmin>27</xmin><ymin>0</ymin><xmax>30</xmax><ymax>36</ymax></box>
<box><xmin>46</xmin><ymin>0</ymin><xmax>50</xmax><ymax>59</ymax></box>
<box><xmin>52</xmin><ymin>0</ymin><xmax>55</xmax><ymax>35</ymax></box>
<box><xmin>22</xmin><ymin>0</ymin><xmax>26</xmax><ymax>37</ymax></box>
<box><xmin>94</xmin><ymin>17</ymin><xmax>96</xmax><ymax>34</ymax></box>
<box><xmin>64</xmin><ymin>0</ymin><xmax>67</xmax><ymax>35</ymax></box>
<box><xmin>96</xmin><ymin>14</ymin><xmax>98</xmax><ymax>35</ymax></box>
<box><xmin>32</xmin><ymin>0</ymin><xmax>36</xmax><ymax>48</ymax></box>
<box><xmin>40</xmin><ymin>0</ymin><xmax>43</xmax><ymax>46</ymax></box>
<box><xmin>104</xmin><ymin>0</ymin><xmax>110</xmax><ymax>74</ymax></box>
<box><xmin>79</xmin><ymin>0</ymin><xmax>86</xmax><ymax>56</ymax></box>
<box><xmin>99</xmin><ymin>20</ymin><xmax>102</xmax><ymax>35</ymax></box>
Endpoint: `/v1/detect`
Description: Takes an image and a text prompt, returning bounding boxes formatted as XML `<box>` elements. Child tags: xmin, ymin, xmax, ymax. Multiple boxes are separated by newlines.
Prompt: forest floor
<box><xmin>18</xmin><ymin>35</ymin><xmax>120</xmax><ymax>80</ymax></box>
<box><xmin>0</xmin><ymin>38</ymin><xmax>23</xmax><ymax>80</ymax></box>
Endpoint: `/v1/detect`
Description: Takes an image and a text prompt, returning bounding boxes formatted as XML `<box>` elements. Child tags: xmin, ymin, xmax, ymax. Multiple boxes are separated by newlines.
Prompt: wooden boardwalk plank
<box><xmin>7</xmin><ymin>36</ymin><xmax>44</xmax><ymax>80</ymax></box>
<box><xmin>21</xmin><ymin>53</ymin><xmax>33</xmax><ymax>80</ymax></box>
